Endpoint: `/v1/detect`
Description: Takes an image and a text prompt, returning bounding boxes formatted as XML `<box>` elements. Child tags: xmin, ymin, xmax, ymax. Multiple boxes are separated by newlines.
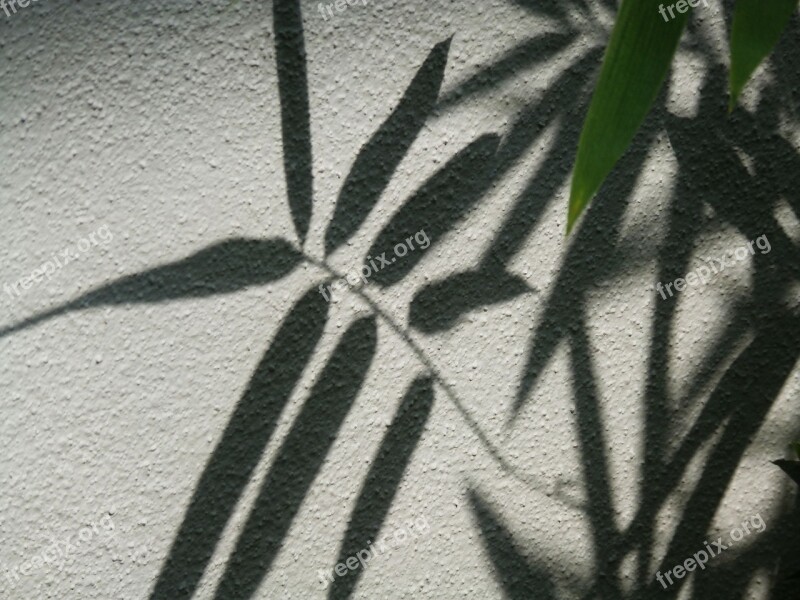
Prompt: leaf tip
<box><xmin>728</xmin><ymin>82</ymin><xmax>741</xmax><ymax>114</ymax></box>
<box><xmin>566</xmin><ymin>184</ymin><xmax>587</xmax><ymax>235</ymax></box>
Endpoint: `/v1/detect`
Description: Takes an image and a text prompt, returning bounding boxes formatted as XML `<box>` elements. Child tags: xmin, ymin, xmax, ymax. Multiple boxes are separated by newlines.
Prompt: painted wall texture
<box><xmin>1</xmin><ymin>0</ymin><xmax>799</xmax><ymax>599</ymax></box>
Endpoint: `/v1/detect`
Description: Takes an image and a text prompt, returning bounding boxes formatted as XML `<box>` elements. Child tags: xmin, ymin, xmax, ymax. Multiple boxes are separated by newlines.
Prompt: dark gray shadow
<box><xmin>365</xmin><ymin>133</ymin><xmax>501</xmax><ymax>287</ymax></box>
<box><xmin>327</xmin><ymin>376</ymin><xmax>435</xmax><ymax>599</ymax></box>
<box><xmin>436</xmin><ymin>31</ymin><xmax>578</xmax><ymax>110</ymax></box>
<box><xmin>410</xmin><ymin>268</ymin><xmax>530</xmax><ymax>333</ymax></box>
<box><xmin>274</xmin><ymin>0</ymin><xmax>314</xmax><ymax>245</ymax></box>
<box><xmin>0</xmin><ymin>238</ymin><xmax>301</xmax><ymax>339</ymax></box>
<box><xmin>2</xmin><ymin>3</ymin><xmax>797</xmax><ymax>599</ymax></box>
<box><xmin>211</xmin><ymin>316</ymin><xmax>378</xmax><ymax>600</ymax></box>
<box><xmin>148</xmin><ymin>286</ymin><xmax>329</xmax><ymax>600</ymax></box>
<box><xmin>325</xmin><ymin>38</ymin><xmax>452</xmax><ymax>256</ymax></box>
<box><xmin>469</xmin><ymin>488</ymin><xmax>558</xmax><ymax>599</ymax></box>
<box><xmin>410</xmin><ymin>47</ymin><xmax>603</xmax><ymax>334</ymax></box>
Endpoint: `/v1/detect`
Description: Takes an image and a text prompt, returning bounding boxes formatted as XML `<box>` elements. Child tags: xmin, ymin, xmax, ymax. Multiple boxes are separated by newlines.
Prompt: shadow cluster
<box><xmin>1</xmin><ymin>1</ymin><xmax>798</xmax><ymax>598</ymax></box>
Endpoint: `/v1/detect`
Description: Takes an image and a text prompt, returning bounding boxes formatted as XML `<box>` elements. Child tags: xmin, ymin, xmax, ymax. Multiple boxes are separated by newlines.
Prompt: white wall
<box><xmin>1</xmin><ymin>0</ymin><xmax>798</xmax><ymax>598</ymax></box>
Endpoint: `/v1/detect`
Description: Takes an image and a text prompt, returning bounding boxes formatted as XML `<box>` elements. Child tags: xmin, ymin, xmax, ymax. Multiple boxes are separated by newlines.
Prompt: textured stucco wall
<box><xmin>1</xmin><ymin>0</ymin><xmax>799</xmax><ymax>599</ymax></box>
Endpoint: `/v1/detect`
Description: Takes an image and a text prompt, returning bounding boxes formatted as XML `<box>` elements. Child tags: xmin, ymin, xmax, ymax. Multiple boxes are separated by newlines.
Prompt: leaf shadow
<box><xmin>325</xmin><ymin>38</ymin><xmax>452</xmax><ymax>256</ymax></box>
<box><xmin>570</xmin><ymin>51</ymin><xmax>800</xmax><ymax>600</ymax></box>
<box><xmin>513</xmin><ymin>86</ymin><xmax>667</xmax><ymax>416</ymax></box>
<box><xmin>148</xmin><ymin>286</ymin><xmax>329</xmax><ymax>600</ymax></box>
<box><xmin>327</xmin><ymin>376</ymin><xmax>435</xmax><ymax>600</ymax></box>
<box><xmin>409</xmin><ymin>47</ymin><xmax>602</xmax><ymax>333</ymax></box>
<box><xmin>5</xmin><ymin>4</ymin><xmax>797</xmax><ymax>600</ymax></box>
<box><xmin>274</xmin><ymin>0</ymin><xmax>313</xmax><ymax>245</ymax></box>
<box><xmin>211</xmin><ymin>316</ymin><xmax>378</xmax><ymax>600</ymax></box>
<box><xmin>365</xmin><ymin>133</ymin><xmax>501</xmax><ymax>287</ymax></box>
<box><xmin>0</xmin><ymin>238</ymin><xmax>301</xmax><ymax>340</ymax></box>
<box><xmin>410</xmin><ymin>268</ymin><xmax>531</xmax><ymax>333</ymax></box>
<box><xmin>469</xmin><ymin>488</ymin><xmax>558</xmax><ymax>599</ymax></box>
<box><xmin>436</xmin><ymin>30</ymin><xmax>578</xmax><ymax>110</ymax></box>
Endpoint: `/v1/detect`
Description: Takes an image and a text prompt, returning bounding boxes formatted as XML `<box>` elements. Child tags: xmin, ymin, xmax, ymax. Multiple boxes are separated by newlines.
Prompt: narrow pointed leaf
<box><xmin>365</xmin><ymin>134</ymin><xmax>500</xmax><ymax>287</ymax></box>
<box><xmin>0</xmin><ymin>238</ymin><xmax>301</xmax><ymax>339</ymax></box>
<box><xmin>516</xmin><ymin>112</ymin><xmax>659</xmax><ymax>416</ymax></box>
<box><xmin>327</xmin><ymin>376</ymin><xmax>435</xmax><ymax>599</ymax></box>
<box><xmin>567</xmin><ymin>0</ymin><xmax>688</xmax><ymax>232</ymax></box>
<box><xmin>149</xmin><ymin>287</ymin><xmax>329</xmax><ymax>600</ymax></box>
<box><xmin>773</xmin><ymin>459</ymin><xmax>800</xmax><ymax>487</ymax></box>
<box><xmin>81</xmin><ymin>238</ymin><xmax>301</xmax><ymax>303</ymax></box>
<box><xmin>729</xmin><ymin>0</ymin><xmax>798</xmax><ymax>109</ymax></box>
<box><xmin>437</xmin><ymin>31</ymin><xmax>578</xmax><ymax>110</ymax></box>
<box><xmin>325</xmin><ymin>38</ymin><xmax>452</xmax><ymax>255</ymax></box>
<box><xmin>410</xmin><ymin>269</ymin><xmax>530</xmax><ymax>333</ymax></box>
<box><xmin>511</xmin><ymin>0</ymin><xmax>588</xmax><ymax>20</ymax></box>
<box><xmin>213</xmin><ymin>316</ymin><xmax>378</xmax><ymax>600</ymax></box>
<box><xmin>274</xmin><ymin>0</ymin><xmax>313</xmax><ymax>245</ymax></box>
<box><xmin>469</xmin><ymin>489</ymin><xmax>557</xmax><ymax>599</ymax></box>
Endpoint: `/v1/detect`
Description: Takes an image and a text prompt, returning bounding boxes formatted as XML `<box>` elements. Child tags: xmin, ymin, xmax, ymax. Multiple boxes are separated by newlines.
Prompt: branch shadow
<box><xmin>2</xmin><ymin>3</ymin><xmax>797</xmax><ymax>600</ymax></box>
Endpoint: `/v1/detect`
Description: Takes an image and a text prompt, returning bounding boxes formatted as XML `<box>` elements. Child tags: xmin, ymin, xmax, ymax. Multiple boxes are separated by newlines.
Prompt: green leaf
<box><xmin>729</xmin><ymin>0</ymin><xmax>798</xmax><ymax>109</ymax></box>
<box><xmin>567</xmin><ymin>0</ymin><xmax>688</xmax><ymax>233</ymax></box>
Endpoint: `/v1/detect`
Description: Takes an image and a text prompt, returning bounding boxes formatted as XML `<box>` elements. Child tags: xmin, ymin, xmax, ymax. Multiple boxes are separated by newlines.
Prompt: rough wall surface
<box><xmin>1</xmin><ymin>0</ymin><xmax>799</xmax><ymax>599</ymax></box>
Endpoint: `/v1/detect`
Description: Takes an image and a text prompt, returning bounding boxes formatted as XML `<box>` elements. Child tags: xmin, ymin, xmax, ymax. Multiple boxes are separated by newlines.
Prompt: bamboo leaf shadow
<box><xmin>410</xmin><ymin>269</ymin><xmax>530</xmax><ymax>333</ymax></box>
<box><xmin>509</xmin><ymin>0</ymin><xmax>570</xmax><ymax>20</ymax></box>
<box><xmin>409</xmin><ymin>48</ymin><xmax>600</xmax><ymax>333</ymax></box>
<box><xmin>640</xmin><ymin>311</ymin><xmax>800</xmax><ymax>598</ymax></box>
<box><xmin>324</xmin><ymin>38</ymin><xmax>452</xmax><ymax>256</ymax></box>
<box><xmin>148</xmin><ymin>286</ymin><xmax>329</xmax><ymax>600</ymax></box>
<box><xmin>436</xmin><ymin>31</ymin><xmax>578</xmax><ymax>110</ymax></box>
<box><xmin>365</xmin><ymin>134</ymin><xmax>501</xmax><ymax>288</ymax></box>
<box><xmin>511</xmin><ymin>0</ymin><xmax>592</xmax><ymax>20</ymax></box>
<box><xmin>212</xmin><ymin>316</ymin><xmax>378</xmax><ymax>600</ymax></box>
<box><xmin>327</xmin><ymin>376</ymin><xmax>435</xmax><ymax>600</ymax></box>
<box><xmin>274</xmin><ymin>0</ymin><xmax>313</xmax><ymax>245</ymax></box>
<box><xmin>469</xmin><ymin>489</ymin><xmax>557</xmax><ymax>599</ymax></box>
<box><xmin>0</xmin><ymin>238</ymin><xmax>302</xmax><ymax>339</ymax></box>
<box><xmin>406</xmin><ymin>49</ymin><xmax>602</xmax><ymax>334</ymax></box>
<box><xmin>486</xmin><ymin>47</ymin><xmax>603</xmax><ymax>266</ymax></box>
<box><xmin>512</xmin><ymin>91</ymin><xmax>665</xmax><ymax>419</ymax></box>
<box><xmin>774</xmin><ymin>460</ymin><xmax>800</xmax><ymax>487</ymax></box>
